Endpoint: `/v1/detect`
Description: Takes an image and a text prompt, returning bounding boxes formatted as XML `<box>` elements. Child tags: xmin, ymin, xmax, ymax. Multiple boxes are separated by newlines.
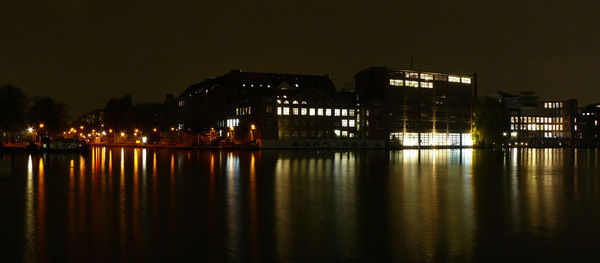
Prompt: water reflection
<box><xmin>9</xmin><ymin>148</ymin><xmax>600</xmax><ymax>261</ymax></box>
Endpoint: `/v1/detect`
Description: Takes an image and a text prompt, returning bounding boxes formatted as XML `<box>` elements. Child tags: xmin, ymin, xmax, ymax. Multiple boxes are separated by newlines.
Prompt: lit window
<box><xmin>293</xmin><ymin>100</ymin><xmax>298</xmax><ymax>104</ymax></box>
<box><xmin>301</xmin><ymin>108</ymin><xmax>307</xmax><ymax>115</ymax></box>
<box><xmin>342</xmin><ymin>131</ymin><xmax>348</xmax><ymax>137</ymax></box>
<box><xmin>349</xmin><ymin>120</ymin><xmax>355</xmax><ymax>127</ymax></box>
<box><xmin>461</xmin><ymin>77</ymin><xmax>471</xmax><ymax>84</ymax></box>
<box><xmin>342</xmin><ymin>109</ymin><xmax>348</xmax><ymax>116</ymax></box>
<box><xmin>325</xmin><ymin>109</ymin><xmax>332</xmax><ymax>116</ymax></box>
<box><xmin>420</xmin><ymin>82</ymin><xmax>433</xmax><ymax>88</ymax></box>
<box><xmin>405</xmin><ymin>72</ymin><xmax>419</xmax><ymax>79</ymax></box>
<box><xmin>334</xmin><ymin>130</ymin><xmax>341</xmax><ymax>137</ymax></box>
<box><xmin>342</xmin><ymin>120</ymin><xmax>348</xmax><ymax>127</ymax></box>
<box><xmin>283</xmin><ymin>107</ymin><xmax>290</xmax><ymax>115</ymax></box>
<box><xmin>277</xmin><ymin>107</ymin><xmax>282</xmax><ymax>115</ymax></box>
<box><xmin>420</xmin><ymin>73</ymin><xmax>433</xmax><ymax>80</ymax></box>
<box><xmin>334</xmin><ymin>109</ymin><xmax>341</xmax><ymax>116</ymax></box>
<box><xmin>349</xmin><ymin>109</ymin><xmax>355</xmax><ymax>116</ymax></box>
<box><xmin>449</xmin><ymin>76</ymin><xmax>461</xmax><ymax>83</ymax></box>
<box><xmin>284</xmin><ymin>100</ymin><xmax>289</xmax><ymax>104</ymax></box>
<box><xmin>317</xmin><ymin>108</ymin><xmax>324</xmax><ymax>116</ymax></box>
<box><xmin>277</xmin><ymin>99</ymin><xmax>282</xmax><ymax>104</ymax></box>
<box><xmin>389</xmin><ymin>79</ymin><xmax>403</xmax><ymax>86</ymax></box>
<box><xmin>405</xmin><ymin>81</ymin><xmax>419</xmax><ymax>87</ymax></box>
<box><xmin>292</xmin><ymin>108</ymin><xmax>299</xmax><ymax>115</ymax></box>
<box><xmin>309</xmin><ymin>108</ymin><xmax>316</xmax><ymax>116</ymax></box>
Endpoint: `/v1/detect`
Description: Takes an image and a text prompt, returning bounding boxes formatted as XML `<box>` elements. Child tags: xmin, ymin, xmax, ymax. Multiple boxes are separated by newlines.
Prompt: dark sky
<box><xmin>2</xmin><ymin>1</ymin><xmax>599</xmax><ymax>116</ymax></box>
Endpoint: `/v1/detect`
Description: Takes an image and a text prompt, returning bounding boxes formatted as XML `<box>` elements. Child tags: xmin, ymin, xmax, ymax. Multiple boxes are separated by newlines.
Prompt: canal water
<box><xmin>1</xmin><ymin>148</ymin><xmax>600</xmax><ymax>262</ymax></box>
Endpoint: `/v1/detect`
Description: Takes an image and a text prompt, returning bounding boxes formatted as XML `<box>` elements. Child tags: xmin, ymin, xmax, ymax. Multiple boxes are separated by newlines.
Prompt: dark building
<box><xmin>355</xmin><ymin>67</ymin><xmax>476</xmax><ymax>147</ymax></box>
<box><xmin>177</xmin><ymin>70</ymin><xmax>378</xmax><ymax>148</ymax></box>
<box><xmin>575</xmin><ymin>103</ymin><xmax>600</xmax><ymax>147</ymax></box>
<box><xmin>497</xmin><ymin>91</ymin><xmax>577</xmax><ymax>146</ymax></box>
<box><xmin>77</xmin><ymin>109</ymin><xmax>105</xmax><ymax>129</ymax></box>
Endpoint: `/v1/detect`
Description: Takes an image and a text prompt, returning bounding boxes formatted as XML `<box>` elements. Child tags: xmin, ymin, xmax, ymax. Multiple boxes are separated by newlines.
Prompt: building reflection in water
<box><xmin>16</xmin><ymin>147</ymin><xmax>600</xmax><ymax>261</ymax></box>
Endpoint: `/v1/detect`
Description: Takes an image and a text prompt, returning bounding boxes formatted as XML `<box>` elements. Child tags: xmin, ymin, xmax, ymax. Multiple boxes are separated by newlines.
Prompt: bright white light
<box><xmin>142</xmin><ymin>137</ymin><xmax>147</xmax><ymax>144</ymax></box>
<box><xmin>511</xmin><ymin>131</ymin><xmax>518</xmax><ymax>137</ymax></box>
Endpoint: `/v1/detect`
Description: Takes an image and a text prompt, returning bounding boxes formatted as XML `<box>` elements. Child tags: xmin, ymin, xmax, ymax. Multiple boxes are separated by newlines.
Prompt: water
<box><xmin>1</xmin><ymin>148</ymin><xmax>600</xmax><ymax>262</ymax></box>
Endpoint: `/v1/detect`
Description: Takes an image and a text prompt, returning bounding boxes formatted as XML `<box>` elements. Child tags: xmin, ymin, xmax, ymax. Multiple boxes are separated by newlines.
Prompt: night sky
<box><xmin>2</xmin><ymin>1</ymin><xmax>599</xmax><ymax>116</ymax></box>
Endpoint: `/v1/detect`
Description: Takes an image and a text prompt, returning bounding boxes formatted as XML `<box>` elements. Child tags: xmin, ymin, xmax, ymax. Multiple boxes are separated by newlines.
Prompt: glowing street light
<box><xmin>27</xmin><ymin>127</ymin><xmax>34</xmax><ymax>133</ymax></box>
<box><xmin>39</xmin><ymin>123</ymin><xmax>44</xmax><ymax>128</ymax></box>
<box><xmin>80</xmin><ymin>126</ymin><xmax>84</xmax><ymax>130</ymax></box>
<box><xmin>120</xmin><ymin>132</ymin><xmax>125</xmax><ymax>137</ymax></box>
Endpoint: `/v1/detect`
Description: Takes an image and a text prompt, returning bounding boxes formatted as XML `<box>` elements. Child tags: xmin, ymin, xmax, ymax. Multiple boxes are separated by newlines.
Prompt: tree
<box><xmin>28</xmin><ymin>96</ymin><xmax>69</xmax><ymax>135</ymax></box>
<box><xmin>472</xmin><ymin>96</ymin><xmax>510</xmax><ymax>147</ymax></box>
<box><xmin>0</xmin><ymin>84</ymin><xmax>28</xmax><ymax>133</ymax></box>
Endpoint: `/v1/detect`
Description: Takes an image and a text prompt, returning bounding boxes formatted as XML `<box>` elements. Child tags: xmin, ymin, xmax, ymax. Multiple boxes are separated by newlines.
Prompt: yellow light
<box><xmin>229</xmin><ymin>126</ymin><xmax>234</xmax><ymax>130</ymax></box>
<box><xmin>153</xmin><ymin>128</ymin><xmax>157</xmax><ymax>132</ymax></box>
<box><xmin>109</xmin><ymin>129</ymin><xmax>113</xmax><ymax>133</ymax></box>
<box><xmin>133</xmin><ymin>132</ymin><xmax>137</xmax><ymax>136</ymax></box>
<box><xmin>120</xmin><ymin>132</ymin><xmax>125</xmax><ymax>137</ymax></box>
<box><xmin>135</xmin><ymin>140</ymin><xmax>141</xmax><ymax>144</ymax></box>
<box><xmin>39</xmin><ymin>123</ymin><xmax>44</xmax><ymax>128</ymax></box>
<box><xmin>170</xmin><ymin>127</ymin><xmax>175</xmax><ymax>131</ymax></box>
<box><xmin>135</xmin><ymin>129</ymin><xmax>139</xmax><ymax>133</ymax></box>
<box><xmin>80</xmin><ymin>126</ymin><xmax>84</xmax><ymax>130</ymax></box>
<box><xmin>27</xmin><ymin>127</ymin><xmax>34</xmax><ymax>133</ymax></box>
<box><xmin>251</xmin><ymin>124</ymin><xmax>256</xmax><ymax>130</ymax></box>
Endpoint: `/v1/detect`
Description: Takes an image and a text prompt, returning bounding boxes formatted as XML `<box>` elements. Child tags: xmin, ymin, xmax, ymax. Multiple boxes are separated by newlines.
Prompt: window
<box><xmin>325</xmin><ymin>109</ymin><xmax>332</xmax><ymax>116</ymax></box>
<box><xmin>461</xmin><ymin>77</ymin><xmax>471</xmax><ymax>84</ymax></box>
<box><xmin>277</xmin><ymin>107</ymin><xmax>282</xmax><ymax>115</ymax></box>
<box><xmin>317</xmin><ymin>108</ymin><xmax>324</xmax><ymax>116</ymax></box>
<box><xmin>293</xmin><ymin>100</ymin><xmax>298</xmax><ymax>104</ymax></box>
<box><xmin>405</xmin><ymin>80</ymin><xmax>419</xmax><ymax>87</ymax></box>
<box><xmin>301</xmin><ymin>108</ymin><xmax>307</xmax><ymax>115</ymax></box>
<box><xmin>309</xmin><ymin>108</ymin><xmax>316</xmax><ymax>116</ymax></box>
<box><xmin>283</xmin><ymin>107</ymin><xmax>290</xmax><ymax>115</ymax></box>
<box><xmin>342</xmin><ymin>120</ymin><xmax>348</xmax><ymax>127</ymax></box>
<box><xmin>405</xmin><ymin>72</ymin><xmax>419</xmax><ymax>79</ymax></box>
<box><xmin>334</xmin><ymin>130</ymin><xmax>341</xmax><ymax>137</ymax></box>
<box><xmin>349</xmin><ymin>109</ymin><xmax>355</xmax><ymax>116</ymax></box>
<box><xmin>420</xmin><ymin>82</ymin><xmax>433</xmax><ymax>88</ymax></box>
<box><xmin>389</xmin><ymin>79</ymin><xmax>403</xmax><ymax>86</ymax></box>
<box><xmin>342</xmin><ymin>131</ymin><xmax>348</xmax><ymax>137</ymax></box>
<box><xmin>342</xmin><ymin>109</ymin><xmax>348</xmax><ymax>116</ymax></box>
<box><xmin>349</xmin><ymin>120</ymin><xmax>355</xmax><ymax>127</ymax></box>
<box><xmin>292</xmin><ymin>108</ymin><xmax>299</xmax><ymax>115</ymax></box>
<box><xmin>334</xmin><ymin>109</ymin><xmax>341</xmax><ymax>116</ymax></box>
<box><xmin>449</xmin><ymin>76</ymin><xmax>461</xmax><ymax>83</ymax></box>
<box><xmin>420</xmin><ymin>73</ymin><xmax>433</xmax><ymax>80</ymax></box>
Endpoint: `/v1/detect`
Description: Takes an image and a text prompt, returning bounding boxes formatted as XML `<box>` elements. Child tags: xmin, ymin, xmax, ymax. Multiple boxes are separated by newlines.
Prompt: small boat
<box><xmin>27</xmin><ymin>136</ymin><xmax>90</xmax><ymax>153</ymax></box>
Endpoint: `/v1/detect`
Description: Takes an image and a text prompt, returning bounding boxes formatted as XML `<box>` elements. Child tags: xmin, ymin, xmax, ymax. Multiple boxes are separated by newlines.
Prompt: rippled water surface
<box><xmin>2</xmin><ymin>148</ymin><xmax>600</xmax><ymax>262</ymax></box>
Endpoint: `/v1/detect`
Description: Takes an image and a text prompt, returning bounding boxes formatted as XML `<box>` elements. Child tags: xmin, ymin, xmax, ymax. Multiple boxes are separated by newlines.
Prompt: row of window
<box><xmin>276</xmin><ymin>107</ymin><xmax>356</xmax><ymax>117</ymax></box>
<box><xmin>235</xmin><ymin>107</ymin><xmax>252</xmax><ymax>116</ymax></box>
<box><xmin>402</xmin><ymin>72</ymin><xmax>472</xmax><ymax>83</ymax></box>
<box><xmin>278</xmin><ymin>129</ymin><xmax>356</xmax><ymax>138</ymax></box>
<box><xmin>544</xmin><ymin>132</ymin><xmax>563</xmax><ymax>138</ymax></box>
<box><xmin>511</xmin><ymin>116</ymin><xmax>564</xmax><ymax>124</ymax></box>
<box><xmin>544</xmin><ymin>102</ymin><xmax>563</xmax><ymax>109</ymax></box>
<box><xmin>389</xmin><ymin>79</ymin><xmax>433</xmax><ymax>88</ymax></box>
<box><xmin>511</xmin><ymin>124</ymin><xmax>564</xmax><ymax>131</ymax></box>
<box><xmin>389</xmin><ymin>132</ymin><xmax>473</xmax><ymax>146</ymax></box>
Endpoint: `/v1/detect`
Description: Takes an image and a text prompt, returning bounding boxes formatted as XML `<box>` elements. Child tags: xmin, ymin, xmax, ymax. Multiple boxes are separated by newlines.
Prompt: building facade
<box><xmin>355</xmin><ymin>67</ymin><xmax>476</xmax><ymax>148</ymax></box>
<box><xmin>177</xmin><ymin>70</ymin><xmax>379</xmax><ymax>148</ymax></box>
<box><xmin>498</xmin><ymin>91</ymin><xmax>577</xmax><ymax>147</ymax></box>
<box><xmin>575</xmin><ymin>103</ymin><xmax>600</xmax><ymax>147</ymax></box>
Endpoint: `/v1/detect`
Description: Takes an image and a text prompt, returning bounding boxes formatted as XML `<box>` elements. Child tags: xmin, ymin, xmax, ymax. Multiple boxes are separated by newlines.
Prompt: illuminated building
<box><xmin>575</xmin><ymin>103</ymin><xmax>600</xmax><ymax>147</ymax></box>
<box><xmin>497</xmin><ymin>91</ymin><xmax>577</xmax><ymax>146</ymax></box>
<box><xmin>176</xmin><ymin>70</ymin><xmax>378</xmax><ymax>148</ymax></box>
<box><xmin>355</xmin><ymin>67</ymin><xmax>476</xmax><ymax>148</ymax></box>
